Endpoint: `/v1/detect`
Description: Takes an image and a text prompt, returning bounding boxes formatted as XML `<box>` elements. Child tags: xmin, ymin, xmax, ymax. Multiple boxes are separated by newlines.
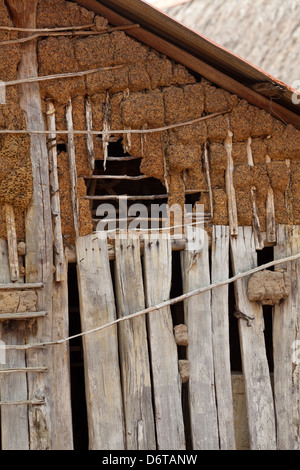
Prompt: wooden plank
<box><xmin>0</xmin><ymin>239</ymin><xmax>29</xmax><ymax>450</ymax></box>
<box><xmin>211</xmin><ymin>226</ymin><xmax>236</xmax><ymax>449</ymax></box>
<box><xmin>114</xmin><ymin>234</ymin><xmax>156</xmax><ymax>450</ymax></box>
<box><xmin>266</xmin><ymin>187</ymin><xmax>276</xmax><ymax>244</ymax></box>
<box><xmin>224</xmin><ymin>125</ymin><xmax>238</xmax><ymax>237</ymax></box>
<box><xmin>85</xmin><ymin>97</ymin><xmax>95</xmax><ymax>171</ymax></box>
<box><xmin>46</xmin><ymin>99</ymin><xmax>65</xmax><ymax>282</ymax></box>
<box><xmin>66</xmin><ymin>98</ymin><xmax>79</xmax><ymax>239</ymax></box>
<box><xmin>142</xmin><ymin>233</ymin><xmax>185</xmax><ymax>450</ymax></box>
<box><xmin>6</xmin><ymin>0</ymin><xmax>54</xmax><ymax>449</ymax></box>
<box><xmin>250</xmin><ymin>186</ymin><xmax>264</xmax><ymax>250</ymax></box>
<box><xmin>0</xmin><ymin>367</ymin><xmax>47</xmax><ymax>374</ymax></box>
<box><xmin>273</xmin><ymin>225</ymin><xmax>300</xmax><ymax>449</ymax></box>
<box><xmin>230</xmin><ymin>226</ymin><xmax>276</xmax><ymax>450</ymax></box>
<box><xmin>0</xmin><ymin>311</ymin><xmax>47</xmax><ymax>321</ymax></box>
<box><xmin>0</xmin><ymin>282</ymin><xmax>43</xmax><ymax>290</ymax></box>
<box><xmin>4</xmin><ymin>204</ymin><xmax>20</xmax><ymax>281</ymax></box>
<box><xmin>51</xmin><ymin>254</ymin><xmax>73</xmax><ymax>449</ymax></box>
<box><xmin>76</xmin><ymin>234</ymin><xmax>125</xmax><ymax>450</ymax></box>
<box><xmin>180</xmin><ymin>227</ymin><xmax>219</xmax><ymax>449</ymax></box>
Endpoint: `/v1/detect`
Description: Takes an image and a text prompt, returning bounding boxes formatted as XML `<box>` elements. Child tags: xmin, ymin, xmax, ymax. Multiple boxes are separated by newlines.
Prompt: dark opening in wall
<box><xmin>68</xmin><ymin>263</ymin><xmax>88</xmax><ymax>450</ymax></box>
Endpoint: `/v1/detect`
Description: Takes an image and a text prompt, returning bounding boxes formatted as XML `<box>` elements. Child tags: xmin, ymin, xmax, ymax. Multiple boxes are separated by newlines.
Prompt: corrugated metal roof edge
<box><xmin>73</xmin><ymin>0</ymin><xmax>300</xmax><ymax>127</ymax></box>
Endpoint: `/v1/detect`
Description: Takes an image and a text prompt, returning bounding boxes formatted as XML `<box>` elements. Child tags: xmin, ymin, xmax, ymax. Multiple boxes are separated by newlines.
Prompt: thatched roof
<box><xmin>164</xmin><ymin>0</ymin><xmax>300</xmax><ymax>86</ymax></box>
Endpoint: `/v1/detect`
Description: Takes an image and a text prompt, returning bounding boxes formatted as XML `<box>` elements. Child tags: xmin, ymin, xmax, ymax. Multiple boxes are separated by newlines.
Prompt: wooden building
<box><xmin>0</xmin><ymin>0</ymin><xmax>300</xmax><ymax>450</ymax></box>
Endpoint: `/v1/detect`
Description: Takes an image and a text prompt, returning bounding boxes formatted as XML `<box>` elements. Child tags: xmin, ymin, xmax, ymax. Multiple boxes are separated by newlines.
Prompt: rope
<box><xmin>5</xmin><ymin>250</ymin><xmax>300</xmax><ymax>350</ymax></box>
<box><xmin>0</xmin><ymin>111</ymin><xmax>228</xmax><ymax>136</ymax></box>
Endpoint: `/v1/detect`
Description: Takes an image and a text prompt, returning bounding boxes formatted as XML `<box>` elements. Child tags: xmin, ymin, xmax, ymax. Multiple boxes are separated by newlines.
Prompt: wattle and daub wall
<box><xmin>0</xmin><ymin>0</ymin><xmax>300</xmax><ymax>243</ymax></box>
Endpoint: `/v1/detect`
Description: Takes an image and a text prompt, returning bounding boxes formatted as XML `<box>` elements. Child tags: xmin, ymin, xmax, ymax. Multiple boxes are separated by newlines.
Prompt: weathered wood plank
<box><xmin>266</xmin><ymin>187</ymin><xmax>276</xmax><ymax>244</ymax></box>
<box><xmin>250</xmin><ymin>186</ymin><xmax>264</xmax><ymax>250</ymax></box>
<box><xmin>51</xmin><ymin>254</ymin><xmax>73</xmax><ymax>449</ymax></box>
<box><xmin>273</xmin><ymin>225</ymin><xmax>300</xmax><ymax>449</ymax></box>
<box><xmin>66</xmin><ymin>98</ymin><xmax>79</xmax><ymax>239</ymax></box>
<box><xmin>180</xmin><ymin>227</ymin><xmax>219</xmax><ymax>449</ymax></box>
<box><xmin>4</xmin><ymin>204</ymin><xmax>20</xmax><ymax>281</ymax></box>
<box><xmin>0</xmin><ymin>239</ymin><xmax>29</xmax><ymax>450</ymax></box>
<box><xmin>230</xmin><ymin>226</ymin><xmax>276</xmax><ymax>450</ymax></box>
<box><xmin>211</xmin><ymin>226</ymin><xmax>236</xmax><ymax>449</ymax></box>
<box><xmin>224</xmin><ymin>124</ymin><xmax>238</xmax><ymax>237</ymax></box>
<box><xmin>6</xmin><ymin>0</ymin><xmax>54</xmax><ymax>449</ymax></box>
<box><xmin>76</xmin><ymin>234</ymin><xmax>124</xmax><ymax>450</ymax></box>
<box><xmin>85</xmin><ymin>97</ymin><xmax>95</xmax><ymax>171</ymax></box>
<box><xmin>142</xmin><ymin>233</ymin><xmax>185</xmax><ymax>450</ymax></box>
<box><xmin>114</xmin><ymin>234</ymin><xmax>156</xmax><ymax>450</ymax></box>
<box><xmin>0</xmin><ymin>311</ymin><xmax>47</xmax><ymax>321</ymax></box>
<box><xmin>46</xmin><ymin>99</ymin><xmax>65</xmax><ymax>282</ymax></box>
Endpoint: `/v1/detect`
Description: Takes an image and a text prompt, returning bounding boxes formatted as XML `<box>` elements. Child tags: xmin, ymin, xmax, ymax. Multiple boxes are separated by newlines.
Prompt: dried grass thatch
<box><xmin>164</xmin><ymin>0</ymin><xmax>300</xmax><ymax>86</ymax></box>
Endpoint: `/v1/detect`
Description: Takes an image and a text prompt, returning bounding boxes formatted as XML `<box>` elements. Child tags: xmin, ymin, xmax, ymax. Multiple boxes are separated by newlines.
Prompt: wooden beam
<box><xmin>85</xmin><ymin>97</ymin><xmax>95</xmax><ymax>171</ymax></box>
<box><xmin>142</xmin><ymin>233</ymin><xmax>185</xmax><ymax>450</ymax></box>
<box><xmin>4</xmin><ymin>204</ymin><xmax>20</xmax><ymax>281</ymax></box>
<box><xmin>211</xmin><ymin>226</ymin><xmax>236</xmax><ymax>449</ymax></box>
<box><xmin>224</xmin><ymin>124</ymin><xmax>238</xmax><ymax>237</ymax></box>
<box><xmin>6</xmin><ymin>0</ymin><xmax>54</xmax><ymax>450</ymax></box>
<box><xmin>66</xmin><ymin>98</ymin><xmax>80</xmax><ymax>239</ymax></box>
<box><xmin>0</xmin><ymin>311</ymin><xmax>47</xmax><ymax>321</ymax></box>
<box><xmin>76</xmin><ymin>234</ymin><xmax>125</xmax><ymax>450</ymax></box>
<box><xmin>230</xmin><ymin>227</ymin><xmax>276</xmax><ymax>450</ymax></box>
<box><xmin>46</xmin><ymin>100</ymin><xmax>65</xmax><ymax>282</ymax></box>
<box><xmin>114</xmin><ymin>235</ymin><xmax>156</xmax><ymax>450</ymax></box>
<box><xmin>181</xmin><ymin>228</ymin><xmax>219</xmax><ymax>449</ymax></box>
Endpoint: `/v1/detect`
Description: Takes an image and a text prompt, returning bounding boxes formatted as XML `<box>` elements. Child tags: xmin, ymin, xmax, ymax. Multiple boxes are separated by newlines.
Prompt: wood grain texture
<box><xmin>230</xmin><ymin>226</ymin><xmax>276</xmax><ymax>450</ymax></box>
<box><xmin>114</xmin><ymin>234</ymin><xmax>156</xmax><ymax>450</ymax></box>
<box><xmin>143</xmin><ymin>234</ymin><xmax>185</xmax><ymax>450</ymax></box>
<box><xmin>76</xmin><ymin>234</ymin><xmax>125</xmax><ymax>450</ymax></box>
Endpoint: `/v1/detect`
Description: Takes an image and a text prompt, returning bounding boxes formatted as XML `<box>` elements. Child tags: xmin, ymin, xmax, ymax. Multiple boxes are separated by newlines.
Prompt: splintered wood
<box><xmin>114</xmin><ymin>235</ymin><xmax>155</xmax><ymax>450</ymax></box>
<box><xmin>224</xmin><ymin>124</ymin><xmax>238</xmax><ymax>237</ymax></box>
<box><xmin>230</xmin><ymin>227</ymin><xmax>276</xmax><ymax>450</ymax></box>
<box><xmin>143</xmin><ymin>234</ymin><xmax>185</xmax><ymax>450</ymax></box>
<box><xmin>76</xmin><ymin>234</ymin><xmax>124</xmax><ymax>450</ymax></box>
<box><xmin>273</xmin><ymin>225</ymin><xmax>300</xmax><ymax>449</ymax></box>
<box><xmin>181</xmin><ymin>228</ymin><xmax>219</xmax><ymax>449</ymax></box>
<box><xmin>66</xmin><ymin>98</ymin><xmax>79</xmax><ymax>239</ymax></box>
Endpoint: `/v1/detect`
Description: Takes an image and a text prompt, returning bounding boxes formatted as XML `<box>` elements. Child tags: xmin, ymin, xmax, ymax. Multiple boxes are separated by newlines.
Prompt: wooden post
<box><xmin>230</xmin><ymin>227</ymin><xmax>276</xmax><ymax>450</ymax></box>
<box><xmin>0</xmin><ymin>239</ymin><xmax>29</xmax><ymax>450</ymax></box>
<box><xmin>66</xmin><ymin>98</ymin><xmax>79</xmax><ymax>239</ymax></box>
<box><xmin>46</xmin><ymin>100</ymin><xmax>65</xmax><ymax>282</ymax></box>
<box><xmin>4</xmin><ymin>204</ymin><xmax>20</xmax><ymax>281</ymax></box>
<box><xmin>114</xmin><ymin>234</ymin><xmax>156</xmax><ymax>450</ymax></box>
<box><xmin>6</xmin><ymin>0</ymin><xmax>54</xmax><ymax>449</ymax></box>
<box><xmin>76</xmin><ymin>234</ymin><xmax>125</xmax><ymax>450</ymax></box>
<box><xmin>266</xmin><ymin>187</ymin><xmax>276</xmax><ymax>244</ymax></box>
<box><xmin>143</xmin><ymin>233</ymin><xmax>185</xmax><ymax>450</ymax></box>
<box><xmin>51</xmin><ymin>254</ymin><xmax>73</xmax><ymax>449</ymax></box>
<box><xmin>250</xmin><ymin>186</ymin><xmax>264</xmax><ymax>250</ymax></box>
<box><xmin>181</xmin><ymin>227</ymin><xmax>219</xmax><ymax>449</ymax></box>
<box><xmin>85</xmin><ymin>97</ymin><xmax>95</xmax><ymax>171</ymax></box>
<box><xmin>273</xmin><ymin>225</ymin><xmax>300</xmax><ymax>449</ymax></box>
<box><xmin>211</xmin><ymin>226</ymin><xmax>236</xmax><ymax>449</ymax></box>
<box><xmin>224</xmin><ymin>123</ymin><xmax>238</xmax><ymax>237</ymax></box>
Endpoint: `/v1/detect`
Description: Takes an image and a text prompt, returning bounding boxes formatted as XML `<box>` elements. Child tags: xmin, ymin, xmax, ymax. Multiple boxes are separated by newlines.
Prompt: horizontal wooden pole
<box><xmin>81</xmin><ymin>174</ymin><xmax>149</xmax><ymax>180</ymax></box>
<box><xmin>0</xmin><ymin>283</ymin><xmax>43</xmax><ymax>290</ymax></box>
<box><xmin>0</xmin><ymin>23</ymin><xmax>95</xmax><ymax>32</ymax></box>
<box><xmin>0</xmin><ymin>367</ymin><xmax>47</xmax><ymax>374</ymax></box>
<box><xmin>106</xmin><ymin>155</ymin><xmax>142</xmax><ymax>161</ymax></box>
<box><xmin>0</xmin><ymin>311</ymin><xmax>47</xmax><ymax>321</ymax></box>
<box><xmin>0</xmin><ymin>400</ymin><xmax>45</xmax><ymax>406</ymax></box>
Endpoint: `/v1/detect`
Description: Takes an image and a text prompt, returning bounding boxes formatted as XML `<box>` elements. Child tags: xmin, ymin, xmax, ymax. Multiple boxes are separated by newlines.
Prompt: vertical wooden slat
<box><xmin>85</xmin><ymin>97</ymin><xmax>95</xmax><ymax>172</ymax></box>
<box><xmin>51</xmin><ymin>254</ymin><xmax>73</xmax><ymax>449</ymax></box>
<box><xmin>211</xmin><ymin>226</ymin><xmax>236</xmax><ymax>449</ymax></box>
<box><xmin>224</xmin><ymin>125</ymin><xmax>238</xmax><ymax>237</ymax></box>
<box><xmin>4</xmin><ymin>204</ymin><xmax>20</xmax><ymax>282</ymax></box>
<box><xmin>114</xmin><ymin>234</ymin><xmax>156</xmax><ymax>450</ymax></box>
<box><xmin>6</xmin><ymin>0</ymin><xmax>55</xmax><ymax>448</ymax></box>
<box><xmin>66</xmin><ymin>98</ymin><xmax>79</xmax><ymax>239</ymax></box>
<box><xmin>46</xmin><ymin>99</ymin><xmax>65</xmax><ymax>282</ymax></box>
<box><xmin>76</xmin><ymin>234</ymin><xmax>124</xmax><ymax>450</ymax></box>
<box><xmin>143</xmin><ymin>233</ymin><xmax>185</xmax><ymax>450</ymax></box>
<box><xmin>230</xmin><ymin>226</ymin><xmax>276</xmax><ymax>450</ymax></box>
<box><xmin>273</xmin><ymin>225</ymin><xmax>300</xmax><ymax>449</ymax></box>
<box><xmin>181</xmin><ymin>227</ymin><xmax>219</xmax><ymax>449</ymax></box>
<box><xmin>0</xmin><ymin>239</ymin><xmax>29</xmax><ymax>450</ymax></box>
<box><xmin>266</xmin><ymin>187</ymin><xmax>276</xmax><ymax>244</ymax></box>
